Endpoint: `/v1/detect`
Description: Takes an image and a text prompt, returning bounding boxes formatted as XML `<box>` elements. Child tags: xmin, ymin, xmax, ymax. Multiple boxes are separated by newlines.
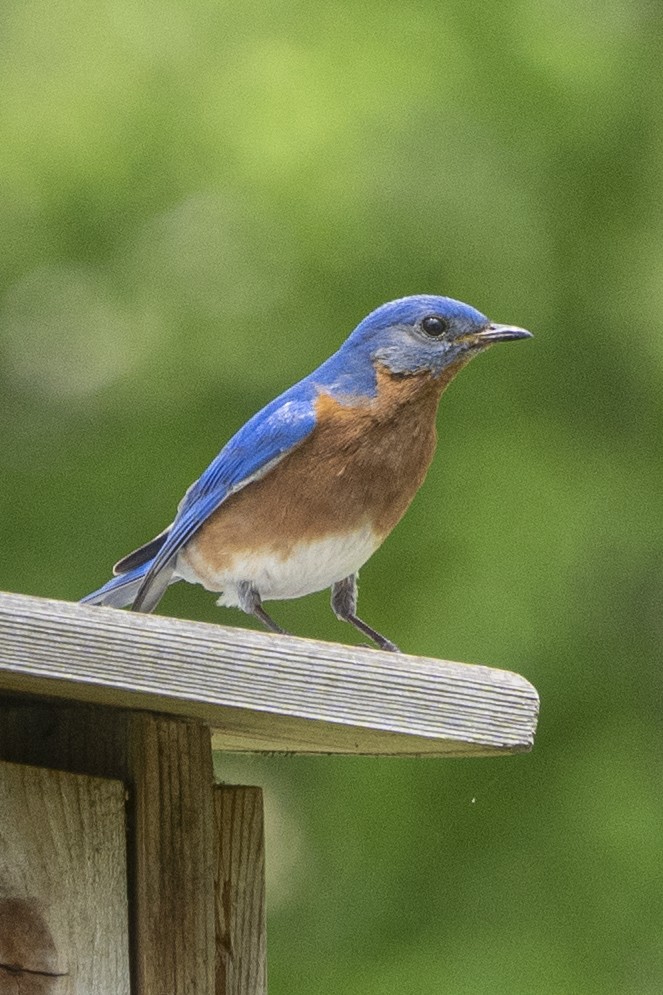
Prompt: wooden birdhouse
<box><xmin>0</xmin><ymin>591</ymin><xmax>538</xmax><ymax>993</ymax></box>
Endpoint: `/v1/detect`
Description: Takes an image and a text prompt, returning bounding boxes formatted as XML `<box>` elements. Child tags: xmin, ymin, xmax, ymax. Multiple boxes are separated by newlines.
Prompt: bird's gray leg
<box><xmin>331</xmin><ymin>574</ymin><xmax>400</xmax><ymax>653</ymax></box>
<box><xmin>237</xmin><ymin>581</ymin><xmax>286</xmax><ymax>635</ymax></box>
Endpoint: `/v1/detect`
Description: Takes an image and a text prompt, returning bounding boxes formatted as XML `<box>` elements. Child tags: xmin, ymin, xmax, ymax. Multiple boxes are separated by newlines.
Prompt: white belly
<box><xmin>175</xmin><ymin>523</ymin><xmax>381</xmax><ymax>607</ymax></box>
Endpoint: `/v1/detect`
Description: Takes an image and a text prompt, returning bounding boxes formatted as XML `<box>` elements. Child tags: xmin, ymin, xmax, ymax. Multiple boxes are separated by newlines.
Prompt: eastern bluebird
<box><xmin>82</xmin><ymin>295</ymin><xmax>531</xmax><ymax>651</ymax></box>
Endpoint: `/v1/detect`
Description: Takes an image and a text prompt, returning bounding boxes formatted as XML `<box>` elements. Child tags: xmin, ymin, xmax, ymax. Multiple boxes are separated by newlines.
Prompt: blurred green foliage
<box><xmin>1</xmin><ymin>0</ymin><xmax>662</xmax><ymax>991</ymax></box>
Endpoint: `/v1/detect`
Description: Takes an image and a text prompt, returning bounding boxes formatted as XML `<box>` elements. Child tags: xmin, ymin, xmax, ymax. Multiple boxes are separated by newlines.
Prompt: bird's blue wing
<box><xmin>132</xmin><ymin>390</ymin><xmax>318</xmax><ymax>611</ymax></box>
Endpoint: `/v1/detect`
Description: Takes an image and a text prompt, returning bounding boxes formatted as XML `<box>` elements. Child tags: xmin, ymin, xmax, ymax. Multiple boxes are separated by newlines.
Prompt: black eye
<box><xmin>421</xmin><ymin>315</ymin><xmax>449</xmax><ymax>337</ymax></box>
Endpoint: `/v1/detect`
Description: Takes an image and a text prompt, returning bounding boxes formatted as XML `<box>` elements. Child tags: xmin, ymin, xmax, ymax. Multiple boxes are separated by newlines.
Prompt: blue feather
<box><xmin>131</xmin><ymin>395</ymin><xmax>318</xmax><ymax>611</ymax></box>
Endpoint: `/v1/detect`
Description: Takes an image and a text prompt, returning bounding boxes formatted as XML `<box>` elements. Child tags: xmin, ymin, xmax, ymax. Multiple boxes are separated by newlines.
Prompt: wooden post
<box><xmin>0</xmin><ymin>704</ymin><xmax>219</xmax><ymax>995</ymax></box>
<box><xmin>0</xmin><ymin>759</ymin><xmax>130</xmax><ymax>993</ymax></box>
<box><xmin>214</xmin><ymin>787</ymin><xmax>267</xmax><ymax>995</ymax></box>
<box><xmin>128</xmin><ymin>715</ymin><xmax>216</xmax><ymax>995</ymax></box>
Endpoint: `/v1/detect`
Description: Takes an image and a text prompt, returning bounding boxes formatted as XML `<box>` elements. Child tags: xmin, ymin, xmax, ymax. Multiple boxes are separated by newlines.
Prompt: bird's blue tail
<box><xmin>81</xmin><ymin>562</ymin><xmax>153</xmax><ymax>609</ymax></box>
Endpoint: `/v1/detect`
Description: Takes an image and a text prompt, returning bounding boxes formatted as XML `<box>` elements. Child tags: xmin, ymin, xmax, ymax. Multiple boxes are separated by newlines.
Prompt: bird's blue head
<box><xmin>343</xmin><ymin>294</ymin><xmax>531</xmax><ymax>377</ymax></box>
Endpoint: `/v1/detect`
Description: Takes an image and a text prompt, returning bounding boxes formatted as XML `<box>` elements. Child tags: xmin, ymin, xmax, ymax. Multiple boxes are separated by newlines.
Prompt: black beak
<box><xmin>476</xmin><ymin>323</ymin><xmax>533</xmax><ymax>344</ymax></box>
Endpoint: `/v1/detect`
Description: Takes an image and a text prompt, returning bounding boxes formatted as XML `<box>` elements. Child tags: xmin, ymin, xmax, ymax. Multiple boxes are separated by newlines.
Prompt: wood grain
<box><xmin>0</xmin><ymin>760</ymin><xmax>130</xmax><ymax>995</ymax></box>
<box><xmin>214</xmin><ymin>787</ymin><xmax>266</xmax><ymax>995</ymax></box>
<box><xmin>129</xmin><ymin>714</ymin><xmax>216</xmax><ymax>995</ymax></box>
<box><xmin>0</xmin><ymin>705</ymin><xmax>218</xmax><ymax>995</ymax></box>
<box><xmin>0</xmin><ymin>591</ymin><xmax>539</xmax><ymax>756</ymax></box>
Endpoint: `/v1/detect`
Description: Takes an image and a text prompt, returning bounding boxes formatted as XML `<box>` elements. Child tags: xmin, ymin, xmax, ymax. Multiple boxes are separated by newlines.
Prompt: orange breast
<box><xmin>182</xmin><ymin>362</ymin><xmax>462</xmax><ymax>577</ymax></box>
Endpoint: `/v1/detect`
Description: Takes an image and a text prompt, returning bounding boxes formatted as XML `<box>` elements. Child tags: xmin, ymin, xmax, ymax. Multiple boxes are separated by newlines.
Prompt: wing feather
<box><xmin>131</xmin><ymin>393</ymin><xmax>317</xmax><ymax>612</ymax></box>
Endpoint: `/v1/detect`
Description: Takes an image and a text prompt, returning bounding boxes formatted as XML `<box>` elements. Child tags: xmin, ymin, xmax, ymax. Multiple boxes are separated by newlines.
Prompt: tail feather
<box><xmin>81</xmin><ymin>561</ymin><xmax>178</xmax><ymax>611</ymax></box>
<box><xmin>113</xmin><ymin>528</ymin><xmax>170</xmax><ymax>575</ymax></box>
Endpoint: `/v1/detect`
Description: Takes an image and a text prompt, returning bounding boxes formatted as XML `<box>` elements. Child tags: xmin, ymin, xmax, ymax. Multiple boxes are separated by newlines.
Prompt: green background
<box><xmin>1</xmin><ymin>1</ymin><xmax>661</xmax><ymax>991</ymax></box>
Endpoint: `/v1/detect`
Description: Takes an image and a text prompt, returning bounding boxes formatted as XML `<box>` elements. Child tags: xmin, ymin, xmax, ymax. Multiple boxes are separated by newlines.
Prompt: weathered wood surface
<box><xmin>0</xmin><ymin>591</ymin><xmax>539</xmax><ymax>756</ymax></box>
<box><xmin>0</xmin><ymin>705</ymin><xmax>217</xmax><ymax>995</ymax></box>
<box><xmin>130</xmin><ymin>715</ymin><xmax>216</xmax><ymax>995</ymax></box>
<box><xmin>214</xmin><ymin>787</ymin><xmax>266</xmax><ymax>995</ymax></box>
<box><xmin>0</xmin><ymin>760</ymin><xmax>130</xmax><ymax>994</ymax></box>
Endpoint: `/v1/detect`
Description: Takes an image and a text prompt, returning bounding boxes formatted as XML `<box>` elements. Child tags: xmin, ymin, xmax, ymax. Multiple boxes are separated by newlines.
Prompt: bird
<box><xmin>81</xmin><ymin>294</ymin><xmax>531</xmax><ymax>652</ymax></box>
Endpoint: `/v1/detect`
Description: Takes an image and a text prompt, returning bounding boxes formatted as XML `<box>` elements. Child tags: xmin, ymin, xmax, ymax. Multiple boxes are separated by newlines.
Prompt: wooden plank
<box><xmin>0</xmin><ymin>591</ymin><xmax>539</xmax><ymax>756</ymax></box>
<box><xmin>0</xmin><ymin>704</ymin><xmax>218</xmax><ymax>995</ymax></box>
<box><xmin>0</xmin><ymin>760</ymin><xmax>130</xmax><ymax>994</ymax></box>
<box><xmin>214</xmin><ymin>787</ymin><xmax>266</xmax><ymax>995</ymax></box>
<box><xmin>129</xmin><ymin>714</ymin><xmax>216</xmax><ymax>995</ymax></box>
